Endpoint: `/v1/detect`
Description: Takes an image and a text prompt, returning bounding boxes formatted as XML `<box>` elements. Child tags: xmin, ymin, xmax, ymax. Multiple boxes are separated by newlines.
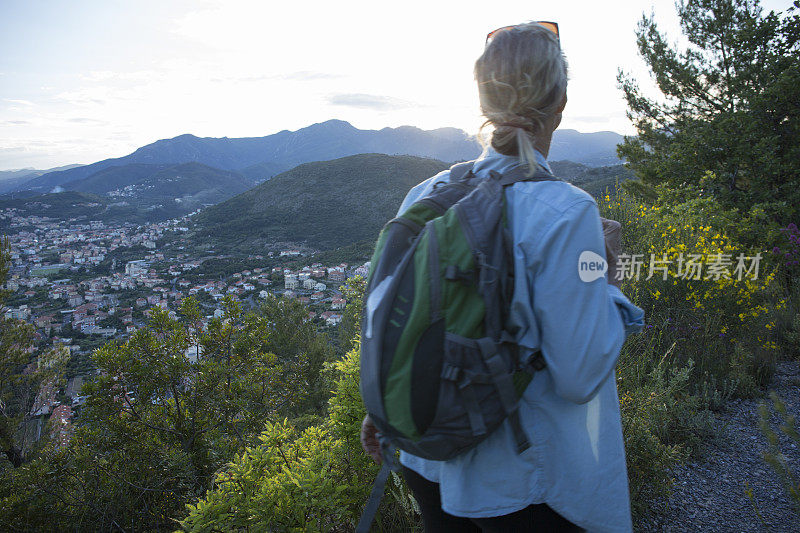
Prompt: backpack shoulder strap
<box><xmin>491</xmin><ymin>164</ymin><xmax>562</xmax><ymax>187</ymax></box>
<box><xmin>448</xmin><ymin>160</ymin><xmax>477</xmax><ymax>183</ymax></box>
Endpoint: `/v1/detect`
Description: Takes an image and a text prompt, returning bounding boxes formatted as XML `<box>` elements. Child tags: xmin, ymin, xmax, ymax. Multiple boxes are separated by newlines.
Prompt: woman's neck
<box><xmin>533</xmin><ymin>133</ymin><xmax>552</xmax><ymax>159</ymax></box>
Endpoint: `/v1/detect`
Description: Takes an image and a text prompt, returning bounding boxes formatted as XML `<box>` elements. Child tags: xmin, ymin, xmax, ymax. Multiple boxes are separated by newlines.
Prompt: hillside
<box><xmin>539</xmin><ymin>160</ymin><xmax>635</xmax><ymax>195</ymax></box>
<box><xmin>71</xmin><ymin>161</ymin><xmax>252</xmax><ymax>199</ymax></box>
<box><xmin>0</xmin><ymin>190</ymin><xmax>168</xmax><ymax>226</ymax></box>
<box><xmin>130</xmin><ymin>162</ymin><xmax>254</xmax><ymax>209</ymax></box>
<box><xmin>190</xmin><ymin>154</ymin><xmax>449</xmax><ymax>251</ymax></box>
<box><xmin>189</xmin><ymin>153</ymin><xmax>635</xmax><ymax>253</ymax></box>
<box><xmin>67</xmin><ymin>163</ymin><xmax>174</xmax><ymax>194</ymax></box>
<box><xmin>238</xmin><ymin>160</ymin><xmax>288</xmax><ymax>182</ymax></box>
<box><xmin>0</xmin><ymin>162</ymin><xmax>255</xmax><ymax>226</ymax></box>
<box><xmin>568</xmin><ymin>164</ymin><xmax>635</xmax><ymax>196</ymax></box>
<box><xmin>0</xmin><ymin>191</ymin><xmax>108</xmax><ymax>225</ymax></box>
<box><xmin>65</xmin><ymin>162</ymin><xmax>254</xmax><ymax>215</ymax></box>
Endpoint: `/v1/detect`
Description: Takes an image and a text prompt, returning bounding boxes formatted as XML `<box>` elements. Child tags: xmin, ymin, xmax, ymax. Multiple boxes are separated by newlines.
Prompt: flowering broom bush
<box><xmin>600</xmin><ymin>178</ymin><xmax>796</xmax><ymax>523</ymax></box>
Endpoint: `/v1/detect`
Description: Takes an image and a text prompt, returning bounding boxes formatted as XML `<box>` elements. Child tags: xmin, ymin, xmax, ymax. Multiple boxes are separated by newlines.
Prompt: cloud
<box><xmin>327</xmin><ymin>93</ymin><xmax>414</xmax><ymax>110</ymax></box>
<box><xmin>53</xmin><ymin>89</ymin><xmax>109</xmax><ymax>106</ymax></box>
<box><xmin>569</xmin><ymin>113</ymin><xmax>620</xmax><ymax>123</ymax></box>
<box><xmin>210</xmin><ymin>71</ymin><xmax>342</xmax><ymax>83</ymax></box>
<box><xmin>282</xmin><ymin>71</ymin><xmax>342</xmax><ymax>81</ymax></box>
<box><xmin>79</xmin><ymin>70</ymin><xmax>161</xmax><ymax>84</ymax></box>
<box><xmin>67</xmin><ymin>117</ymin><xmax>109</xmax><ymax>125</ymax></box>
<box><xmin>3</xmin><ymin>120</ymin><xmax>31</xmax><ymax>125</ymax></box>
<box><xmin>3</xmin><ymin>99</ymin><xmax>35</xmax><ymax>107</ymax></box>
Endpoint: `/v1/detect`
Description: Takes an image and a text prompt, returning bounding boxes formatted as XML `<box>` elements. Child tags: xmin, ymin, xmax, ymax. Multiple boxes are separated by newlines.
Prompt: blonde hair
<box><xmin>474</xmin><ymin>22</ymin><xmax>568</xmax><ymax>175</ymax></box>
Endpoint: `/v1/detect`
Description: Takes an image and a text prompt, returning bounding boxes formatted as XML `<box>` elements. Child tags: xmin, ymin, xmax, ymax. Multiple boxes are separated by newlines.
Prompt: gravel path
<box><xmin>636</xmin><ymin>359</ymin><xmax>800</xmax><ymax>532</ymax></box>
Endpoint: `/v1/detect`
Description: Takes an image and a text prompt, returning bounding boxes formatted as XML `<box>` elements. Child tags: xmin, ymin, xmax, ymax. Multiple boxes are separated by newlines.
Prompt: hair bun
<box><xmin>497</xmin><ymin>120</ymin><xmax>536</xmax><ymax>134</ymax></box>
<box><xmin>497</xmin><ymin>114</ymin><xmax>541</xmax><ymax>135</ymax></box>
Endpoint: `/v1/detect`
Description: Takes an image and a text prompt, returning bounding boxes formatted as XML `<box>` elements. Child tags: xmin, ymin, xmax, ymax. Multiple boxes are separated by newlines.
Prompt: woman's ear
<box><xmin>551</xmin><ymin>91</ymin><xmax>567</xmax><ymax>131</ymax></box>
<box><xmin>556</xmin><ymin>91</ymin><xmax>567</xmax><ymax>114</ymax></box>
<box><xmin>553</xmin><ymin>113</ymin><xmax>563</xmax><ymax>131</ymax></box>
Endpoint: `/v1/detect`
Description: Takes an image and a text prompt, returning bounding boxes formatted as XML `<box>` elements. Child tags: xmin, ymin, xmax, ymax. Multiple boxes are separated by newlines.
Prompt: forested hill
<box><xmin>189</xmin><ymin>154</ymin><xmax>449</xmax><ymax>251</ymax></box>
<box><xmin>188</xmin><ymin>154</ymin><xmax>634</xmax><ymax>253</ymax></box>
<box><xmin>550</xmin><ymin>162</ymin><xmax>634</xmax><ymax>196</ymax></box>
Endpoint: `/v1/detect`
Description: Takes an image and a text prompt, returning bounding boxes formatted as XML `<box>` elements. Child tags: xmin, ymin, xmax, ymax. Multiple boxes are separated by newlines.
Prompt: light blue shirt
<box><xmin>397</xmin><ymin>146</ymin><xmax>645</xmax><ymax>533</ymax></box>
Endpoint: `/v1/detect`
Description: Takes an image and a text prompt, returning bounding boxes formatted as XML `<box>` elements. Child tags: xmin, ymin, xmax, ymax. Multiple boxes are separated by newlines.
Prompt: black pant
<box><xmin>401</xmin><ymin>465</ymin><xmax>585</xmax><ymax>533</ymax></box>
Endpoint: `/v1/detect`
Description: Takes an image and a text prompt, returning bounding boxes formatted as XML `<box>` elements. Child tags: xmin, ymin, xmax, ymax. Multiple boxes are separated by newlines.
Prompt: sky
<box><xmin>0</xmin><ymin>0</ymin><xmax>795</xmax><ymax>170</ymax></box>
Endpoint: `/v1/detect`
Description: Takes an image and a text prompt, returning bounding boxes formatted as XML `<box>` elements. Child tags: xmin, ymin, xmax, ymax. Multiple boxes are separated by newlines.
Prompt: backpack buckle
<box><xmin>440</xmin><ymin>363</ymin><xmax>461</xmax><ymax>381</ymax></box>
<box><xmin>528</xmin><ymin>350</ymin><xmax>546</xmax><ymax>372</ymax></box>
<box><xmin>444</xmin><ymin>265</ymin><xmax>475</xmax><ymax>286</ymax></box>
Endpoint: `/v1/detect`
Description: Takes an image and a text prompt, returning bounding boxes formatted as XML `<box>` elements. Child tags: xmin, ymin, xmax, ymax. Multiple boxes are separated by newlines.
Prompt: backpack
<box><xmin>356</xmin><ymin>160</ymin><xmax>561</xmax><ymax>532</ymax></box>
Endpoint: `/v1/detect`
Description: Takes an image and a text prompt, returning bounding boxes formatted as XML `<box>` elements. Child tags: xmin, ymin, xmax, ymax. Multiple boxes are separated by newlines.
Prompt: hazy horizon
<box><xmin>0</xmin><ymin>120</ymin><xmax>627</xmax><ymax>172</ymax></box>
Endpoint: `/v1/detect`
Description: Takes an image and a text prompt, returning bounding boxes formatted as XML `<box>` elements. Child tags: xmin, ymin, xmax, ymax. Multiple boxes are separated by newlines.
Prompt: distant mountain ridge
<box><xmin>0</xmin><ymin>164</ymin><xmax>83</xmax><ymax>194</ymax></box>
<box><xmin>18</xmin><ymin>120</ymin><xmax>625</xmax><ymax>193</ymax></box>
<box><xmin>549</xmin><ymin>130</ymin><xmax>625</xmax><ymax>167</ymax></box>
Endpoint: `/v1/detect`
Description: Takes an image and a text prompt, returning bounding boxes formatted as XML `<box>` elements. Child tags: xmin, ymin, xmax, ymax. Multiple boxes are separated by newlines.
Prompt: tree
<box><xmin>618</xmin><ymin>0</ymin><xmax>800</xmax><ymax>233</ymax></box>
<box><xmin>0</xmin><ymin>292</ymin><xmax>340</xmax><ymax>531</ymax></box>
<box><xmin>0</xmin><ymin>237</ymin><xmax>62</xmax><ymax>468</ymax></box>
<box><xmin>339</xmin><ymin>275</ymin><xmax>366</xmax><ymax>353</ymax></box>
<box><xmin>257</xmin><ymin>294</ymin><xmax>334</xmax><ymax>421</ymax></box>
<box><xmin>1</xmin><ymin>296</ymin><xmax>287</xmax><ymax>531</ymax></box>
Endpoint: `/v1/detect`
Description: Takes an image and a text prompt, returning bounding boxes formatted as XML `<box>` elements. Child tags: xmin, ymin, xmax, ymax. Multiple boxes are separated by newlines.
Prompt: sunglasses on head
<box><xmin>486</xmin><ymin>21</ymin><xmax>559</xmax><ymax>43</ymax></box>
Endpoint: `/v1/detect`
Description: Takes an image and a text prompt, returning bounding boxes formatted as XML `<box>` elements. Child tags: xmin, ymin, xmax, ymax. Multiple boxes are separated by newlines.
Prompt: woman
<box><xmin>362</xmin><ymin>21</ymin><xmax>644</xmax><ymax>532</ymax></box>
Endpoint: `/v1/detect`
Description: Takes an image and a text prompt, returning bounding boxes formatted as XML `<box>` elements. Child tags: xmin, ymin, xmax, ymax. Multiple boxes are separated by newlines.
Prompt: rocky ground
<box><xmin>637</xmin><ymin>359</ymin><xmax>800</xmax><ymax>532</ymax></box>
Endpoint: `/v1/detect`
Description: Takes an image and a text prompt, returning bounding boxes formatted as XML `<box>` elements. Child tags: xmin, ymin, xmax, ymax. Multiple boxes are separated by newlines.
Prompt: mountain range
<box><xmin>7</xmin><ymin>120</ymin><xmax>625</xmax><ymax>194</ymax></box>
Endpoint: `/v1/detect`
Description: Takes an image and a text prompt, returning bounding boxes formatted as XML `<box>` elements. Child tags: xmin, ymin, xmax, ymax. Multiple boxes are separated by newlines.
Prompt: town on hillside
<box><xmin>1</xmin><ymin>205</ymin><xmax>370</xmax><ymax>451</ymax></box>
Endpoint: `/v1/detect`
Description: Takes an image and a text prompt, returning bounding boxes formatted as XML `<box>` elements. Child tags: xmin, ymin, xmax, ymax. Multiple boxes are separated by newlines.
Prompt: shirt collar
<box><xmin>476</xmin><ymin>144</ymin><xmax>553</xmax><ymax>175</ymax></box>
